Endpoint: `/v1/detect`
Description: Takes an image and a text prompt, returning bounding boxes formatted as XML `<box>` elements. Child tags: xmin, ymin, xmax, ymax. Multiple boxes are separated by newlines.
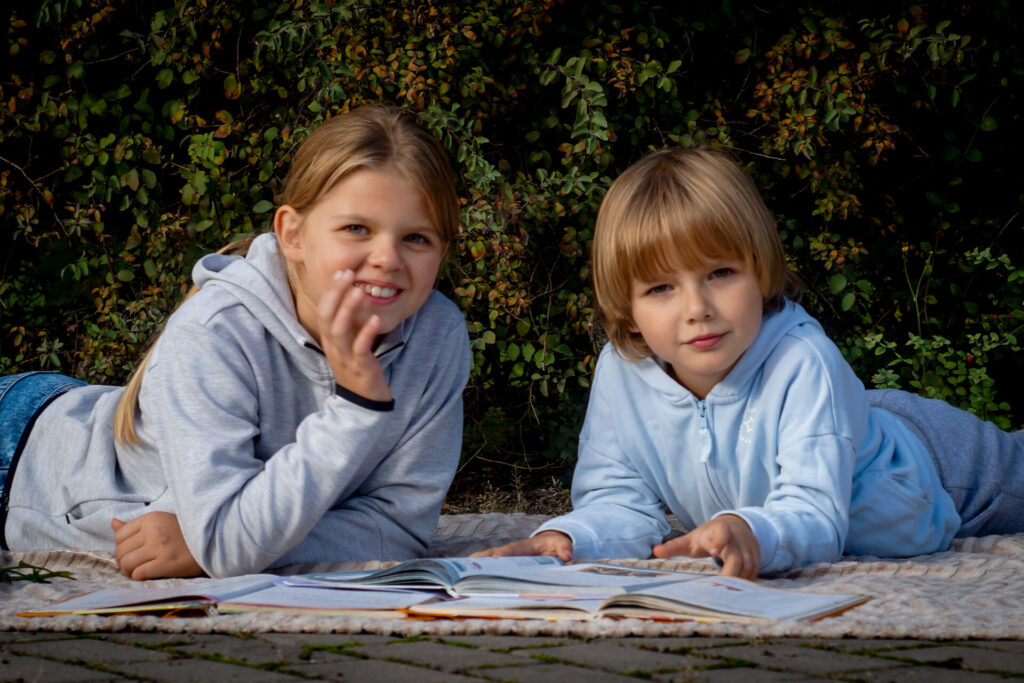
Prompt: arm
<box><xmin>530</xmin><ymin>351</ymin><xmax>671</xmax><ymax>559</ymax></box>
<box><xmin>272</xmin><ymin>333</ymin><xmax>469</xmax><ymax>566</ymax></box>
<box><xmin>723</xmin><ymin>338</ymin><xmax>866</xmax><ymax>574</ymax></box>
<box><xmin>140</xmin><ymin>299</ymin><xmax>469</xmax><ymax>577</ymax></box>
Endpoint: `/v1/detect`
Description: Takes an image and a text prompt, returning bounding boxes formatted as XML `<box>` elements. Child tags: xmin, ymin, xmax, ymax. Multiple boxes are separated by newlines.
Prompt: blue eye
<box><xmin>647</xmin><ymin>284</ymin><xmax>671</xmax><ymax>295</ymax></box>
<box><xmin>709</xmin><ymin>268</ymin><xmax>733</xmax><ymax>279</ymax></box>
<box><xmin>343</xmin><ymin>224</ymin><xmax>368</xmax><ymax>234</ymax></box>
<box><xmin>405</xmin><ymin>233</ymin><xmax>428</xmax><ymax>245</ymax></box>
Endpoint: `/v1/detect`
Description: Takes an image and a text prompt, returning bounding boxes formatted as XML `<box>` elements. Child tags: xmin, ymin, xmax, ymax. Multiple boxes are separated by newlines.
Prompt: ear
<box><xmin>273</xmin><ymin>204</ymin><xmax>304</xmax><ymax>264</ymax></box>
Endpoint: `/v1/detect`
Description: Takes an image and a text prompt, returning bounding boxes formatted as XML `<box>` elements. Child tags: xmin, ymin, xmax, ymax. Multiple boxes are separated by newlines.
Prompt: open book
<box><xmin>19</xmin><ymin>557</ymin><xmax>868</xmax><ymax>622</ymax></box>
<box><xmin>281</xmin><ymin>556</ymin><xmax>695</xmax><ymax>597</ymax></box>
<box><xmin>17</xmin><ymin>574</ymin><xmax>439</xmax><ymax>618</ymax></box>
<box><xmin>408</xmin><ymin>574</ymin><xmax>867</xmax><ymax>622</ymax></box>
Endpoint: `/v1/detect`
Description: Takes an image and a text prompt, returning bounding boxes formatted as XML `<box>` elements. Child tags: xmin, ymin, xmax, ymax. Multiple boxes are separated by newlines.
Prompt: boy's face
<box><xmin>629</xmin><ymin>259</ymin><xmax>763</xmax><ymax>399</ymax></box>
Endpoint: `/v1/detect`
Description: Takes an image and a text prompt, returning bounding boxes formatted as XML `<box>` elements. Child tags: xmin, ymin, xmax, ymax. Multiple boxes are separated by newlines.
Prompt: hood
<box><xmin>191</xmin><ymin>233</ymin><xmax>408</xmax><ymax>368</ymax></box>
<box><xmin>631</xmin><ymin>299</ymin><xmax>821</xmax><ymax>402</ymax></box>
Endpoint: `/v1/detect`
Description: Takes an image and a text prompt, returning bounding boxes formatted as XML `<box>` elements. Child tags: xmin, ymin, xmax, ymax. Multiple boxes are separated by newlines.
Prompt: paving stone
<box><xmin>292</xmin><ymin>657</ymin><xmax>487</xmax><ymax>681</ymax></box>
<box><xmin>117</xmin><ymin>658</ymin><xmax>300</xmax><ymax>681</ymax></box>
<box><xmin>353</xmin><ymin>638</ymin><xmax>530</xmax><ymax>673</ymax></box>
<box><xmin>521</xmin><ymin>641</ymin><xmax>707</xmax><ymax>674</ymax></box>
<box><xmin>656</xmin><ymin>668</ymin><xmax>821</xmax><ymax>683</ymax></box>
<box><xmin>474</xmin><ymin>662</ymin><xmax>641</xmax><ymax>682</ymax></box>
<box><xmin>100</xmin><ymin>632</ymin><xmax>202</xmax><ymax>647</ymax></box>
<box><xmin>429</xmin><ymin>634</ymin><xmax>572</xmax><ymax>652</ymax></box>
<box><xmin>167</xmin><ymin>633</ymin><xmax>310</xmax><ymax>666</ymax></box>
<box><xmin>832</xmin><ymin>667</ymin><xmax>1012</xmax><ymax>683</ymax></box>
<box><xmin>10</xmin><ymin>638</ymin><xmax>174</xmax><ymax>665</ymax></box>
<box><xmin>693</xmin><ymin>643</ymin><xmax>905</xmax><ymax>675</ymax></box>
<box><xmin>604</xmin><ymin>636</ymin><xmax>755</xmax><ymax>653</ymax></box>
<box><xmin>256</xmin><ymin>632</ymin><xmax>397</xmax><ymax>648</ymax></box>
<box><xmin>0</xmin><ymin>632</ymin><xmax>54</xmax><ymax>645</ymax></box>
<box><xmin>800</xmin><ymin>639</ymin><xmax>940</xmax><ymax>653</ymax></box>
<box><xmin>975</xmin><ymin>640</ymin><xmax>1024</xmax><ymax>656</ymax></box>
<box><xmin>886</xmin><ymin>644</ymin><xmax>1024</xmax><ymax>674</ymax></box>
<box><xmin>0</xmin><ymin>651</ymin><xmax>118</xmax><ymax>682</ymax></box>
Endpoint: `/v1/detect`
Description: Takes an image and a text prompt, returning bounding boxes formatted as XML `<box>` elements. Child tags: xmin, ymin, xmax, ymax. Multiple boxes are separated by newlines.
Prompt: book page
<box><xmin>454</xmin><ymin>562</ymin><xmax>702</xmax><ymax>597</ymax></box>
<box><xmin>18</xmin><ymin>574</ymin><xmax>275</xmax><ymax>616</ymax></box>
<box><xmin>283</xmin><ymin>556</ymin><xmax>567</xmax><ymax>591</ymax></box>
<box><xmin>609</xmin><ymin>576</ymin><xmax>867</xmax><ymax>621</ymax></box>
<box><xmin>217</xmin><ymin>585</ymin><xmax>439</xmax><ymax>615</ymax></box>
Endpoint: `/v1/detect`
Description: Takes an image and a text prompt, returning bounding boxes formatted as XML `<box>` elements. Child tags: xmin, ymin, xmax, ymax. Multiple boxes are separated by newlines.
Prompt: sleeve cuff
<box><xmin>334</xmin><ymin>384</ymin><xmax>395</xmax><ymax>412</ymax></box>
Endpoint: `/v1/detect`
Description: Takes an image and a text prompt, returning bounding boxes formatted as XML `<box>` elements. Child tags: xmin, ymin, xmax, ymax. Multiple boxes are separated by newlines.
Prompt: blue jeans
<box><xmin>1</xmin><ymin>372</ymin><xmax>88</xmax><ymax>547</ymax></box>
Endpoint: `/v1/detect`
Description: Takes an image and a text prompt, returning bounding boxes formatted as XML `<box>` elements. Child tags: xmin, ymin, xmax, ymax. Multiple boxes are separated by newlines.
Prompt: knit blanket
<box><xmin>3</xmin><ymin>514</ymin><xmax>1023</xmax><ymax>639</ymax></box>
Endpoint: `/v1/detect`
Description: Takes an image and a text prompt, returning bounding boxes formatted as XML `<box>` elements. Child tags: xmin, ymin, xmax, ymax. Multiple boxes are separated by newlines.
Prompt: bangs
<box><xmin>620</xmin><ymin>175</ymin><xmax>750</xmax><ymax>287</ymax></box>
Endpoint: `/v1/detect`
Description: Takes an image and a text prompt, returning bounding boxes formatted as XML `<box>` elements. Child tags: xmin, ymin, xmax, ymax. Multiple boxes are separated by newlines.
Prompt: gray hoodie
<box><xmin>5</xmin><ymin>233</ymin><xmax>471</xmax><ymax>576</ymax></box>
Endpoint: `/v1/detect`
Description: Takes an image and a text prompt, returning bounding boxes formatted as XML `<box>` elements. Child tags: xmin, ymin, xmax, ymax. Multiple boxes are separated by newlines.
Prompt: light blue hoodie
<box><xmin>6</xmin><ymin>234</ymin><xmax>471</xmax><ymax>576</ymax></box>
<box><xmin>534</xmin><ymin>301</ymin><xmax>960</xmax><ymax>574</ymax></box>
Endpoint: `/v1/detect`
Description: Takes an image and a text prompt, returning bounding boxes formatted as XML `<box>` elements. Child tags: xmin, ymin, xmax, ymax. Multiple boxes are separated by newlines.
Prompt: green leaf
<box><xmin>252</xmin><ymin>199</ymin><xmax>275</xmax><ymax>213</ymax></box>
<box><xmin>841</xmin><ymin>292</ymin><xmax>856</xmax><ymax>311</ymax></box>
<box><xmin>156</xmin><ymin>68</ymin><xmax>173</xmax><ymax>89</ymax></box>
<box><xmin>828</xmin><ymin>273</ymin><xmax>847</xmax><ymax>294</ymax></box>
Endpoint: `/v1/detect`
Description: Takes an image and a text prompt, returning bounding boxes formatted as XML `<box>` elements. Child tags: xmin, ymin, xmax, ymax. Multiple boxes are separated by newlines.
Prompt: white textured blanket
<box><xmin>3</xmin><ymin>514</ymin><xmax>1023</xmax><ymax>639</ymax></box>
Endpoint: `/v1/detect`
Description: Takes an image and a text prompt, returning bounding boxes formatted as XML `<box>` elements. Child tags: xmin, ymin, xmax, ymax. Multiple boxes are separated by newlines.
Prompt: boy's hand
<box><xmin>319</xmin><ymin>269</ymin><xmax>392</xmax><ymax>403</ymax></box>
<box><xmin>112</xmin><ymin>512</ymin><xmax>203</xmax><ymax>581</ymax></box>
<box><xmin>470</xmin><ymin>530</ymin><xmax>574</xmax><ymax>562</ymax></box>
<box><xmin>652</xmin><ymin>514</ymin><xmax>760</xmax><ymax>580</ymax></box>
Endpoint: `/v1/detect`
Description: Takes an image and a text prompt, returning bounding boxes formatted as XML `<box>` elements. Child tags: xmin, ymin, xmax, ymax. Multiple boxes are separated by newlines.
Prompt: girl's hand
<box><xmin>318</xmin><ymin>269</ymin><xmax>392</xmax><ymax>403</ymax></box>
<box><xmin>470</xmin><ymin>530</ymin><xmax>574</xmax><ymax>562</ymax></box>
<box><xmin>112</xmin><ymin>512</ymin><xmax>203</xmax><ymax>580</ymax></box>
<box><xmin>652</xmin><ymin>514</ymin><xmax>760</xmax><ymax>580</ymax></box>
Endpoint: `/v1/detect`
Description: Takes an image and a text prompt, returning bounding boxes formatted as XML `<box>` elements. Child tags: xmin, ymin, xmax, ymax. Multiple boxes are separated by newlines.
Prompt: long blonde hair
<box><xmin>593</xmin><ymin>147</ymin><xmax>802</xmax><ymax>359</ymax></box>
<box><xmin>113</xmin><ymin>105</ymin><xmax>459</xmax><ymax>445</ymax></box>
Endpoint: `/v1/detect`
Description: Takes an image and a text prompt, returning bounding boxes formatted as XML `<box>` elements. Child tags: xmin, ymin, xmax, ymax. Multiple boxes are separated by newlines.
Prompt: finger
<box><xmin>653</xmin><ymin>533</ymin><xmax>701</xmax><ymax>559</ymax></box>
<box><xmin>320</xmin><ymin>270</ymin><xmax>356</xmax><ymax>334</ymax></box>
<box><xmin>118</xmin><ymin>545</ymin><xmax>155</xmax><ymax>579</ymax></box>
<box><xmin>113</xmin><ymin>530</ymin><xmax>145</xmax><ymax>568</ymax></box>
<box><xmin>328</xmin><ymin>277</ymin><xmax>368</xmax><ymax>342</ymax></box>
<box><xmin>130</xmin><ymin>559</ymin><xmax>162</xmax><ymax>581</ymax></box>
<box><xmin>112</xmin><ymin>517</ymin><xmax>138</xmax><ymax>544</ymax></box>
<box><xmin>351</xmin><ymin>313</ymin><xmax>382</xmax><ymax>357</ymax></box>
<box><xmin>555</xmin><ymin>543</ymin><xmax>573</xmax><ymax>562</ymax></box>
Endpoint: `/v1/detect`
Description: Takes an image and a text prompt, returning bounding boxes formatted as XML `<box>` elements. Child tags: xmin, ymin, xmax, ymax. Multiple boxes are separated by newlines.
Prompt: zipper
<box><xmin>697</xmin><ymin>398</ymin><xmax>730</xmax><ymax>510</ymax></box>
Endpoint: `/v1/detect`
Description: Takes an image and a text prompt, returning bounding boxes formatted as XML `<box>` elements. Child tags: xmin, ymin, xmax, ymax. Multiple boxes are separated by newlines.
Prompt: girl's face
<box><xmin>275</xmin><ymin>165</ymin><xmax>447</xmax><ymax>342</ymax></box>
<box><xmin>629</xmin><ymin>257</ymin><xmax>763</xmax><ymax>399</ymax></box>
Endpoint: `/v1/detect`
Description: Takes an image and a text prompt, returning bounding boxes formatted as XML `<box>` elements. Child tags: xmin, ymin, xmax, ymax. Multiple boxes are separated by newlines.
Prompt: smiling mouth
<box><xmin>356</xmin><ymin>283</ymin><xmax>400</xmax><ymax>298</ymax></box>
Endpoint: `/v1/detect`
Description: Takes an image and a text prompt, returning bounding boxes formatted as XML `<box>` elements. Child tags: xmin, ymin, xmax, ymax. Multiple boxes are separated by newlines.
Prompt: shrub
<box><xmin>2</xmin><ymin>0</ymin><xmax>1021</xmax><ymax>480</ymax></box>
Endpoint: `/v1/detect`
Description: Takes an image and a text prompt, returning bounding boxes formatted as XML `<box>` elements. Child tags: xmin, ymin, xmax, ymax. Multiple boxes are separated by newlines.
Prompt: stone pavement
<box><xmin>3</xmin><ymin>632</ymin><xmax>1024</xmax><ymax>681</ymax></box>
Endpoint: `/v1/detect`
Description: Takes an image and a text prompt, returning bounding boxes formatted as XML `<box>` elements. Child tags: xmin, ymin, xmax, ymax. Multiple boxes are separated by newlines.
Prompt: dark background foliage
<box><xmin>2</xmin><ymin>0</ymin><xmax>1021</xmax><ymax>484</ymax></box>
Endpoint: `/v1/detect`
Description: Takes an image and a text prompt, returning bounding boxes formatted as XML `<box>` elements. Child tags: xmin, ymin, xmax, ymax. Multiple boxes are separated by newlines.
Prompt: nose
<box><xmin>368</xmin><ymin>236</ymin><xmax>402</xmax><ymax>271</ymax></box>
<box><xmin>684</xmin><ymin>286</ymin><xmax>713</xmax><ymax>322</ymax></box>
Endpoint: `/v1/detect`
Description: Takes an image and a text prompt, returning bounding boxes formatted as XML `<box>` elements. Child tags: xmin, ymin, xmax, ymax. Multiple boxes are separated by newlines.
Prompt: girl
<box><xmin>476</xmin><ymin>147</ymin><xmax>1024</xmax><ymax>578</ymax></box>
<box><xmin>1</xmin><ymin>105</ymin><xmax>471</xmax><ymax>579</ymax></box>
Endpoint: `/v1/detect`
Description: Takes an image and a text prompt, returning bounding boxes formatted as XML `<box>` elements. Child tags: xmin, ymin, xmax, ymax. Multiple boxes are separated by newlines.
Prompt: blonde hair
<box><xmin>593</xmin><ymin>147</ymin><xmax>801</xmax><ymax>359</ymax></box>
<box><xmin>114</xmin><ymin>105</ymin><xmax>459</xmax><ymax>445</ymax></box>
